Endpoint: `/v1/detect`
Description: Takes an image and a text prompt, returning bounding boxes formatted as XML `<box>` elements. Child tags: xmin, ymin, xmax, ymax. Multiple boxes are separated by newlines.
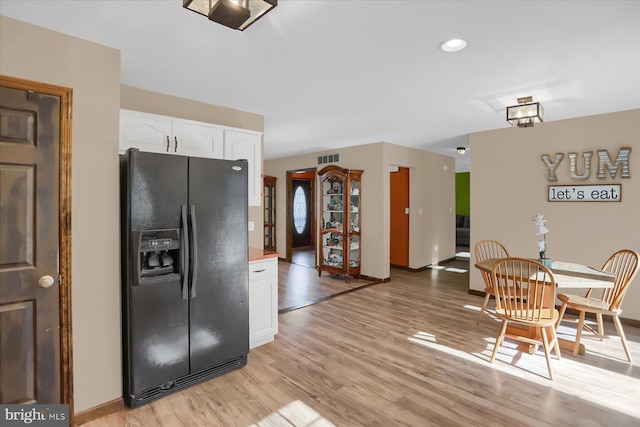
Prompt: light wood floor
<box><xmin>278</xmin><ymin>259</ymin><xmax>377</xmax><ymax>312</ymax></box>
<box><xmin>291</xmin><ymin>247</ymin><xmax>316</xmax><ymax>268</ymax></box>
<box><xmin>83</xmin><ymin>259</ymin><xmax>640</xmax><ymax>426</ymax></box>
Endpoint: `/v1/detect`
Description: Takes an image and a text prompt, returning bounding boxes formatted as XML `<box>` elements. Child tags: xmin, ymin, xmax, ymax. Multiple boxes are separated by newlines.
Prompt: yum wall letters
<box><xmin>541</xmin><ymin>147</ymin><xmax>631</xmax><ymax>202</ymax></box>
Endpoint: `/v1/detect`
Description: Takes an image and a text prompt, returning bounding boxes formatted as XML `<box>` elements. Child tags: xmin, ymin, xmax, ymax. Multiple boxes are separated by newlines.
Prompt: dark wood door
<box><xmin>390</xmin><ymin>167</ymin><xmax>409</xmax><ymax>267</ymax></box>
<box><xmin>0</xmin><ymin>87</ymin><xmax>61</xmax><ymax>403</ymax></box>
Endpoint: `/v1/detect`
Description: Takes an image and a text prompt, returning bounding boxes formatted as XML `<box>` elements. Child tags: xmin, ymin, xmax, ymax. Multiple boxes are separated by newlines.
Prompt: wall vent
<box><xmin>317</xmin><ymin>153</ymin><xmax>340</xmax><ymax>165</ymax></box>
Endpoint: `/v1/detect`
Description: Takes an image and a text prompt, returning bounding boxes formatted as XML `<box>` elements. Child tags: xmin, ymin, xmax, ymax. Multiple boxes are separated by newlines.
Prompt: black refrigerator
<box><xmin>120</xmin><ymin>149</ymin><xmax>249</xmax><ymax>408</ymax></box>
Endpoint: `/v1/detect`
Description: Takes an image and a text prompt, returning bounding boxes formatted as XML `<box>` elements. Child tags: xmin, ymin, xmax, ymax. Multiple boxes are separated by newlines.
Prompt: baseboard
<box><xmin>360</xmin><ymin>275</ymin><xmax>389</xmax><ymax>283</ymax></box>
<box><xmin>74</xmin><ymin>397</ymin><xmax>123</xmax><ymax>426</ymax></box>
<box><xmin>391</xmin><ymin>256</ymin><xmax>459</xmax><ymax>273</ymax></box>
<box><xmin>468</xmin><ymin>289</ymin><xmax>486</xmax><ymax>298</ymax></box>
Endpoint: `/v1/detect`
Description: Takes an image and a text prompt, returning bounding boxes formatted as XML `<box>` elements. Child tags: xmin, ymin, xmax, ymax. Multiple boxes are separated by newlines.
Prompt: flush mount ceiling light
<box><xmin>183</xmin><ymin>0</ymin><xmax>277</xmax><ymax>31</ymax></box>
<box><xmin>439</xmin><ymin>39</ymin><xmax>468</xmax><ymax>53</ymax></box>
<box><xmin>457</xmin><ymin>147</ymin><xmax>467</xmax><ymax>155</ymax></box>
<box><xmin>506</xmin><ymin>96</ymin><xmax>544</xmax><ymax>128</ymax></box>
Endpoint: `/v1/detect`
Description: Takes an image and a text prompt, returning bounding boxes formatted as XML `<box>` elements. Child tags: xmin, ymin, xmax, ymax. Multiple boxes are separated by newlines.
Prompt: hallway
<box><xmin>278</xmin><ymin>256</ymin><xmax>379</xmax><ymax>313</ymax></box>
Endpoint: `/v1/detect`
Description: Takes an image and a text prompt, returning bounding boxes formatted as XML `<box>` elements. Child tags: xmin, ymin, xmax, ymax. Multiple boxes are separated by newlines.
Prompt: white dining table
<box><xmin>474</xmin><ymin>258</ymin><xmax>616</xmax><ymax>354</ymax></box>
<box><xmin>474</xmin><ymin>258</ymin><xmax>615</xmax><ymax>289</ymax></box>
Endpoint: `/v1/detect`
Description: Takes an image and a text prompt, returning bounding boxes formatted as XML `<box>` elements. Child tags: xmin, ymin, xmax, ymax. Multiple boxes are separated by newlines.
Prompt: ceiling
<box><xmin>2</xmin><ymin>1</ymin><xmax>639</xmax><ymax>171</ymax></box>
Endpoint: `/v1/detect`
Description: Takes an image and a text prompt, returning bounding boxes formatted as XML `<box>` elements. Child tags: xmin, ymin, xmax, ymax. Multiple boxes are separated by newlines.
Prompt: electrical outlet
<box><xmin>248</xmin><ymin>221</ymin><xmax>255</xmax><ymax>231</ymax></box>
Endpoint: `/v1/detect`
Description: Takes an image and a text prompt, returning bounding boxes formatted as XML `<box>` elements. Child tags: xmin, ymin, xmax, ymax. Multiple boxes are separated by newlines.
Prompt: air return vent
<box><xmin>317</xmin><ymin>153</ymin><xmax>340</xmax><ymax>165</ymax></box>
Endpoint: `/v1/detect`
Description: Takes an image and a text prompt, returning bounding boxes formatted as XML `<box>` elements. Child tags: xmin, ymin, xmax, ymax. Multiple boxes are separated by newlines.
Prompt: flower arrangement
<box><xmin>532</xmin><ymin>214</ymin><xmax>549</xmax><ymax>259</ymax></box>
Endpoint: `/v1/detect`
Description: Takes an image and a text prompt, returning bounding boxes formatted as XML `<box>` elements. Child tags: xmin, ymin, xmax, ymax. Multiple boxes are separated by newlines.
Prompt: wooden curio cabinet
<box><xmin>263</xmin><ymin>176</ymin><xmax>277</xmax><ymax>251</ymax></box>
<box><xmin>317</xmin><ymin>165</ymin><xmax>363</xmax><ymax>282</ymax></box>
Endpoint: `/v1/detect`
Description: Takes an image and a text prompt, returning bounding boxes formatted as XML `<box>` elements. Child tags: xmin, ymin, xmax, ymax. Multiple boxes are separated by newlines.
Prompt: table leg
<box><xmin>558</xmin><ymin>338</ymin><xmax>585</xmax><ymax>354</ymax></box>
<box><xmin>505</xmin><ymin>325</ymin><xmax>538</xmax><ymax>354</ymax></box>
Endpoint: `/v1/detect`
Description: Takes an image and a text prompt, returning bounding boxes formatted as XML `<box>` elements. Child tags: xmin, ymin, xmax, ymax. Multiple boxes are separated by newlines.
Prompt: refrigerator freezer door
<box><xmin>124</xmin><ymin>150</ymin><xmax>190</xmax><ymax>395</ymax></box>
<box><xmin>187</xmin><ymin>157</ymin><xmax>249</xmax><ymax>373</ymax></box>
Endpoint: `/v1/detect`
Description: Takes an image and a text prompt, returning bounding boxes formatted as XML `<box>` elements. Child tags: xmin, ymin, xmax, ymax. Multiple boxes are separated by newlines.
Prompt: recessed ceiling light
<box><xmin>439</xmin><ymin>39</ymin><xmax>468</xmax><ymax>53</ymax></box>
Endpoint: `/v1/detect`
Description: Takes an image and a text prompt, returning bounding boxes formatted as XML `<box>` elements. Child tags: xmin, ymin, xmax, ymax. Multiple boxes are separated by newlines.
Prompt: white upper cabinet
<box><xmin>224</xmin><ymin>129</ymin><xmax>262</xmax><ymax>207</ymax></box>
<box><xmin>119</xmin><ymin>110</ymin><xmax>172</xmax><ymax>154</ymax></box>
<box><xmin>171</xmin><ymin>118</ymin><xmax>224</xmax><ymax>159</ymax></box>
<box><xmin>119</xmin><ymin>109</ymin><xmax>224</xmax><ymax>159</ymax></box>
<box><xmin>119</xmin><ymin>109</ymin><xmax>262</xmax><ymax>206</ymax></box>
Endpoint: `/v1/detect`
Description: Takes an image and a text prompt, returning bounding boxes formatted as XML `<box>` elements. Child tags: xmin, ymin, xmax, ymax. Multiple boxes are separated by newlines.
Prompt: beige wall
<box><xmin>1</xmin><ymin>16</ymin><xmax>122</xmax><ymax>412</ymax></box>
<box><xmin>121</xmin><ymin>85</ymin><xmax>265</xmax><ymax>249</ymax></box>
<box><xmin>470</xmin><ymin>109</ymin><xmax>640</xmax><ymax>321</ymax></box>
<box><xmin>264</xmin><ymin>142</ymin><xmax>456</xmax><ymax>279</ymax></box>
<box><xmin>1</xmin><ymin>16</ymin><xmax>267</xmax><ymax>413</ymax></box>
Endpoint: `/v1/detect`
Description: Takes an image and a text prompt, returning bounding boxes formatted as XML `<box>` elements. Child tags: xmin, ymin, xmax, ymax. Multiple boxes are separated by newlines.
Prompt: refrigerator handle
<box><xmin>189</xmin><ymin>205</ymin><xmax>198</xmax><ymax>298</ymax></box>
<box><xmin>181</xmin><ymin>205</ymin><xmax>189</xmax><ymax>300</ymax></box>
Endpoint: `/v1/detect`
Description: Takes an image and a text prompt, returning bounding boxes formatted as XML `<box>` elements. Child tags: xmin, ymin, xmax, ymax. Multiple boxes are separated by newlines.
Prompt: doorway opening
<box><xmin>286</xmin><ymin>169</ymin><xmax>316</xmax><ymax>268</ymax></box>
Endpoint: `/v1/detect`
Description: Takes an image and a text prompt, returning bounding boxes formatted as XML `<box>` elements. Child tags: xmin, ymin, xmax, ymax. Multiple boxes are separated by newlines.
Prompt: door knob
<box><xmin>38</xmin><ymin>275</ymin><xmax>55</xmax><ymax>288</ymax></box>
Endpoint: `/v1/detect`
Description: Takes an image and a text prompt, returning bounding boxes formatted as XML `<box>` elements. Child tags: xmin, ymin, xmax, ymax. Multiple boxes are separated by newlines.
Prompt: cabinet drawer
<box><xmin>249</xmin><ymin>258</ymin><xmax>277</xmax><ymax>280</ymax></box>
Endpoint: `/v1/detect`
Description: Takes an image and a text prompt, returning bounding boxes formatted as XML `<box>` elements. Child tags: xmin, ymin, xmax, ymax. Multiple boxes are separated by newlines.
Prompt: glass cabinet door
<box><xmin>263</xmin><ymin>176</ymin><xmax>277</xmax><ymax>251</ymax></box>
<box><xmin>348</xmin><ymin>176</ymin><xmax>360</xmax><ymax>268</ymax></box>
<box><xmin>321</xmin><ymin>174</ymin><xmax>345</xmax><ymax>268</ymax></box>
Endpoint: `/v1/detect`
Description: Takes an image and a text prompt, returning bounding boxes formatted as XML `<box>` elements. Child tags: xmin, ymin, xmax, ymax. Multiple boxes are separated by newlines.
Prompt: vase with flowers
<box><xmin>532</xmin><ymin>213</ymin><xmax>552</xmax><ymax>268</ymax></box>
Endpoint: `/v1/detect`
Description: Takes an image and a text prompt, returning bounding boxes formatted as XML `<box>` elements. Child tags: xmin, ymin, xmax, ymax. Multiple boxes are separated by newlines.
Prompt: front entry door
<box><xmin>291</xmin><ymin>179</ymin><xmax>312</xmax><ymax>248</ymax></box>
<box><xmin>0</xmin><ymin>86</ymin><xmax>62</xmax><ymax>403</ymax></box>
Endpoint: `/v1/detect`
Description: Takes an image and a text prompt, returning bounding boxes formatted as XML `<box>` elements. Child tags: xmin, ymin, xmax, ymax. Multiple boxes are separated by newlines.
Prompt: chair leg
<box><xmin>556</xmin><ymin>302</ymin><xmax>568</xmax><ymax>329</ymax></box>
<box><xmin>596</xmin><ymin>313</ymin><xmax>604</xmax><ymax>340</ymax></box>
<box><xmin>549</xmin><ymin>325</ymin><xmax>561</xmax><ymax>360</ymax></box>
<box><xmin>491</xmin><ymin>319</ymin><xmax>508</xmax><ymax>363</ymax></box>
<box><xmin>540</xmin><ymin>327</ymin><xmax>554</xmax><ymax>381</ymax></box>
<box><xmin>477</xmin><ymin>293</ymin><xmax>491</xmax><ymax>325</ymax></box>
<box><xmin>573</xmin><ymin>311</ymin><xmax>586</xmax><ymax>356</ymax></box>
<box><xmin>612</xmin><ymin>315</ymin><xmax>633</xmax><ymax>363</ymax></box>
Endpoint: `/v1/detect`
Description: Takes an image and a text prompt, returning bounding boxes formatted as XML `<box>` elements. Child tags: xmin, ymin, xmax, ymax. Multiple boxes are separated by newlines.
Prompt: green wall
<box><xmin>455</xmin><ymin>172</ymin><xmax>470</xmax><ymax>216</ymax></box>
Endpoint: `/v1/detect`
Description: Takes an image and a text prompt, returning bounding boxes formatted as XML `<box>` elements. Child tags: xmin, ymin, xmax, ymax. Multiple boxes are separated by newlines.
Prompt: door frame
<box><xmin>285</xmin><ymin>168</ymin><xmax>316</xmax><ymax>263</ymax></box>
<box><xmin>1</xmin><ymin>75</ymin><xmax>74</xmax><ymax>412</ymax></box>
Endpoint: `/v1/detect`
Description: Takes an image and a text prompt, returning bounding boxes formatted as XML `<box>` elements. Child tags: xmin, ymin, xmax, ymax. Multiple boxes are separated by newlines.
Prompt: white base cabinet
<box><xmin>249</xmin><ymin>257</ymin><xmax>278</xmax><ymax>349</ymax></box>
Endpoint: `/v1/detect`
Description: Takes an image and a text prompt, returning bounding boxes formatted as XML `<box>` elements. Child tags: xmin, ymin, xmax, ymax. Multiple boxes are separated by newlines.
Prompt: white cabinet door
<box><xmin>119</xmin><ymin>109</ymin><xmax>172</xmax><ymax>154</ymax></box>
<box><xmin>249</xmin><ymin>258</ymin><xmax>278</xmax><ymax>348</ymax></box>
<box><xmin>224</xmin><ymin>129</ymin><xmax>262</xmax><ymax>206</ymax></box>
<box><xmin>171</xmin><ymin>119</ymin><xmax>224</xmax><ymax>159</ymax></box>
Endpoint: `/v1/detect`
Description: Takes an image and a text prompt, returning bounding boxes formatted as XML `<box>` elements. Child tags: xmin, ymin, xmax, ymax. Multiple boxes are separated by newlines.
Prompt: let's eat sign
<box><xmin>542</xmin><ymin>147</ymin><xmax>630</xmax><ymax>203</ymax></box>
<box><xmin>548</xmin><ymin>184</ymin><xmax>621</xmax><ymax>202</ymax></box>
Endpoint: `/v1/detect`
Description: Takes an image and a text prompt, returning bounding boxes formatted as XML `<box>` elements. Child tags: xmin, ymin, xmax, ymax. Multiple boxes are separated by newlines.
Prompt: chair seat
<box><xmin>495</xmin><ymin>308</ymin><xmax>559</xmax><ymax>327</ymax></box>
<box><xmin>557</xmin><ymin>293</ymin><xmax>618</xmax><ymax>315</ymax></box>
<box><xmin>557</xmin><ymin>249</ymin><xmax>638</xmax><ymax>363</ymax></box>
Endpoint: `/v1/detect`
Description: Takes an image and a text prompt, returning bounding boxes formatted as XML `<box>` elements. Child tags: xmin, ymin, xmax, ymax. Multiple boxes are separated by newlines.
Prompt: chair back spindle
<box><xmin>474</xmin><ymin>240</ymin><xmax>510</xmax><ymax>324</ymax></box>
<box><xmin>599</xmin><ymin>249</ymin><xmax>639</xmax><ymax>312</ymax></box>
<box><xmin>492</xmin><ymin>258</ymin><xmax>556</xmax><ymax>323</ymax></box>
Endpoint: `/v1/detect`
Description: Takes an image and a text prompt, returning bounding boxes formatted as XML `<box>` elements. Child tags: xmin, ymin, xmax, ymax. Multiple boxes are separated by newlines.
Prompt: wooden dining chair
<box><xmin>490</xmin><ymin>257</ymin><xmax>561</xmax><ymax>380</ymax></box>
<box><xmin>474</xmin><ymin>239</ymin><xmax>510</xmax><ymax>324</ymax></box>
<box><xmin>556</xmin><ymin>249</ymin><xmax>639</xmax><ymax>362</ymax></box>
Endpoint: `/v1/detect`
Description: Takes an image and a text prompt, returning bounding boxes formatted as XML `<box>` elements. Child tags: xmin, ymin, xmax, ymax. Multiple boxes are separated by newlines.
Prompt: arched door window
<box><xmin>293</xmin><ymin>186</ymin><xmax>307</xmax><ymax>234</ymax></box>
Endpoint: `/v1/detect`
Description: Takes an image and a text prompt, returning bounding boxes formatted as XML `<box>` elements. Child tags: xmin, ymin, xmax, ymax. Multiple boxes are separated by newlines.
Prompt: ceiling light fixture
<box><xmin>439</xmin><ymin>39</ymin><xmax>468</xmax><ymax>53</ymax></box>
<box><xmin>183</xmin><ymin>0</ymin><xmax>277</xmax><ymax>31</ymax></box>
<box><xmin>457</xmin><ymin>147</ymin><xmax>466</xmax><ymax>155</ymax></box>
<box><xmin>506</xmin><ymin>96</ymin><xmax>544</xmax><ymax>128</ymax></box>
